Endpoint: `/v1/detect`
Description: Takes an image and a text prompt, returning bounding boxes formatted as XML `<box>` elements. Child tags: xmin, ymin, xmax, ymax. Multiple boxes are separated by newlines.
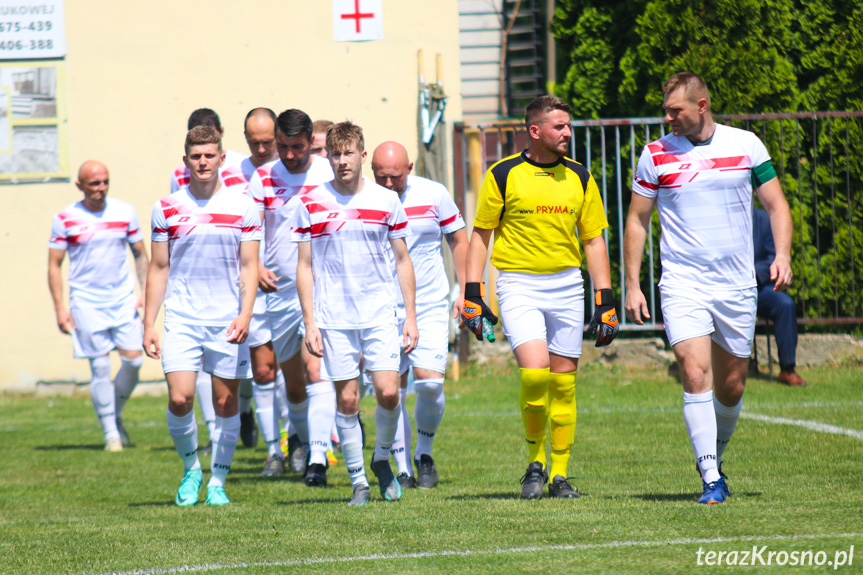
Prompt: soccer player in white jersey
<box><xmin>311</xmin><ymin>119</ymin><xmax>333</xmax><ymax>158</ymax></box>
<box><xmin>248</xmin><ymin>109</ymin><xmax>335</xmax><ymax>482</ymax></box>
<box><xmin>144</xmin><ymin>126</ymin><xmax>261</xmax><ymax>507</ymax></box>
<box><xmin>48</xmin><ymin>160</ymin><xmax>149</xmax><ymax>451</ymax></box>
<box><xmin>292</xmin><ymin>121</ymin><xmax>418</xmax><ymax>506</ymax></box>
<box><xmin>371</xmin><ymin>141</ymin><xmax>467</xmax><ymax>490</ymax></box>
<box><xmin>624</xmin><ymin>72</ymin><xmax>793</xmax><ymax>504</ymax></box>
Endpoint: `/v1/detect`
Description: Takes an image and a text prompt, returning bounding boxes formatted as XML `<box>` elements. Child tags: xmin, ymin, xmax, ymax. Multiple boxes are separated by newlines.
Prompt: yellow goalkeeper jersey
<box><xmin>473</xmin><ymin>151</ymin><xmax>608</xmax><ymax>274</ymax></box>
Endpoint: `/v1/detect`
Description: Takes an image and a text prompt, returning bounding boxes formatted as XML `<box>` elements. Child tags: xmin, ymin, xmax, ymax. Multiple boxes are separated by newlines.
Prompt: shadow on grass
<box><xmin>34</xmin><ymin>444</ymin><xmax>105</xmax><ymax>451</ymax></box>
<box><xmin>128</xmin><ymin>501</ymin><xmax>176</xmax><ymax>508</ymax></box>
<box><xmin>629</xmin><ymin>492</ymin><xmax>762</xmax><ymax>502</ymax></box>
<box><xmin>445</xmin><ymin>492</ymin><xmax>525</xmax><ymax>501</ymax></box>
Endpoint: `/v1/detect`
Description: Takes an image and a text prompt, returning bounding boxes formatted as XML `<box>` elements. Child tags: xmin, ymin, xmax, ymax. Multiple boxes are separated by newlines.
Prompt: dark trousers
<box><xmin>756</xmin><ymin>284</ymin><xmax>798</xmax><ymax>371</ymax></box>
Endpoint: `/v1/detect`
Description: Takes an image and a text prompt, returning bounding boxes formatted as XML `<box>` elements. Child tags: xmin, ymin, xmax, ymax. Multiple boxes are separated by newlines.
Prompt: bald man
<box><xmin>49</xmin><ymin>161</ymin><xmax>149</xmax><ymax>451</ymax></box>
<box><xmin>371</xmin><ymin>141</ymin><xmax>468</xmax><ymax>489</ymax></box>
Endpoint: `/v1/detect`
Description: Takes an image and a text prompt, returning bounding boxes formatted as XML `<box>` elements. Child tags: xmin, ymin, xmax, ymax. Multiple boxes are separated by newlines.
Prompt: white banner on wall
<box><xmin>333</xmin><ymin>0</ymin><xmax>382</xmax><ymax>42</ymax></box>
<box><xmin>0</xmin><ymin>0</ymin><xmax>65</xmax><ymax>60</ymax></box>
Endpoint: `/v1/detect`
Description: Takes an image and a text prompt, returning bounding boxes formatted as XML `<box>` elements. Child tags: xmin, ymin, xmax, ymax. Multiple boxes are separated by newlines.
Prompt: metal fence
<box><xmin>452</xmin><ymin>111</ymin><xmax>863</xmax><ymax>338</ymax></box>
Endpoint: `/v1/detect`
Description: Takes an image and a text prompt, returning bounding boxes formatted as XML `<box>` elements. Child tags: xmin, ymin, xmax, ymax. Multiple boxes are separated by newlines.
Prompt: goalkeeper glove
<box><xmin>461</xmin><ymin>282</ymin><xmax>499</xmax><ymax>341</ymax></box>
<box><xmin>587</xmin><ymin>288</ymin><xmax>619</xmax><ymax>347</ymax></box>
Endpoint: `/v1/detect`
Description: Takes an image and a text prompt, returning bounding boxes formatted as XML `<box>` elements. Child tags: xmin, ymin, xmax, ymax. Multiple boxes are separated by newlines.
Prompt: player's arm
<box><xmin>623</xmin><ymin>193</ymin><xmax>656</xmax><ymax>325</ymax></box>
<box><xmin>47</xmin><ymin>248</ymin><xmax>74</xmax><ymax>334</ymax></box>
<box><xmin>143</xmin><ymin>241</ymin><xmax>170</xmax><ymax>359</ymax></box>
<box><xmin>257</xmin><ymin>208</ymin><xmax>278</xmax><ymax>292</ymax></box>
<box><xmin>129</xmin><ymin>240</ymin><xmax>149</xmax><ymax>309</ymax></box>
<box><xmin>296</xmin><ymin>240</ymin><xmax>322</xmax><ymax>357</ymax></box>
<box><xmin>755</xmin><ymin>177</ymin><xmax>793</xmax><ymax>291</ymax></box>
<box><xmin>583</xmin><ymin>234</ymin><xmax>619</xmax><ymax>347</ymax></box>
<box><xmin>227</xmin><ymin>240</ymin><xmax>259</xmax><ymax>343</ymax></box>
<box><xmin>445</xmin><ymin>228</ymin><xmax>469</xmax><ymax>319</ymax></box>
<box><xmin>391</xmin><ymin>236</ymin><xmax>419</xmax><ymax>354</ymax></box>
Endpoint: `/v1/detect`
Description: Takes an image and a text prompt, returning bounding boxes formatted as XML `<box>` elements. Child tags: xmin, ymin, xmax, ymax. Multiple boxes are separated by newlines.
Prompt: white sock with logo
<box><xmin>113</xmin><ymin>355</ymin><xmax>143</xmax><ymax>417</ymax></box>
<box><xmin>683</xmin><ymin>390</ymin><xmax>720</xmax><ymax>483</ymax></box>
<box><xmin>414</xmin><ymin>378</ymin><xmax>445</xmax><ymax>457</ymax></box>
<box><xmin>336</xmin><ymin>411</ymin><xmax>367</xmax><ymax>487</ymax></box>
<box><xmin>89</xmin><ymin>355</ymin><xmax>119</xmax><ymax>441</ymax></box>
<box><xmin>714</xmin><ymin>395</ymin><xmax>742</xmax><ymax>469</ymax></box>
<box><xmin>307</xmin><ymin>381</ymin><xmax>336</xmax><ymax>466</ymax></box>
<box><xmin>252</xmin><ymin>379</ymin><xmax>280</xmax><ymax>457</ymax></box>
<box><xmin>209</xmin><ymin>414</ymin><xmax>240</xmax><ymax>488</ymax></box>
<box><xmin>195</xmin><ymin>370</ymin><xmax>216</xmax><ymax>439</ymax></box>
<box><xmin>373</xmin><ymin>399</ymin><xmax>401</xmax><ymax>462</ymax></box>
<box><xmin>167</xmin><ymin>410</ymin><xmax>200</xmax><ymax>471</ymax></box>
<box><xmin>391</xmin><ymin>387</ymin><xmax>412</xmax><ymax>475</ymax></box>
<box><xmin>288</xmin><ymin>398</ymin><xmax>310</xmax><ymax>446</ymax></box>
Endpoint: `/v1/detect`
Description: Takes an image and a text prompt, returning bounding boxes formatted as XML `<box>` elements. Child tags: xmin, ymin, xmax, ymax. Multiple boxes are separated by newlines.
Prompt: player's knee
<box><xmin>549</xmin><ymin>411</ymin><xmax>576</xmax><ymax>426</ymax></box>
<box><xmin>120</xmin><ymin>355</ymin><xmax>144</xmax><ymax>369</ymax></box>
<box><xmin>253</xmin><ymin>364</ymin><xmax>276</xmax><ymax>384</ymax></box>
<box><xmin>89</xmin><ymin>355</ymin><xmax>112</xmax><ymax>380</ymax></box>
<box><xmin>414</xmin><ymin>378</ymin><xmax>443</xmax><ymax>399</ymax></box>
<box><xmin>524</xmin><ymin>399</ymin><xmax>547</xmax><ymax>413</ymax></box>
<box><xmin>378</xmin><ymin>387</ymin><xmax>400</xmax><ymax>409</ymax></box>
<box><xmin>169</xmin><ymin>393</ymin><xmax>194</xmax><ymax>414</ymax></box>
<box><xmin>680</xmin><ymin>365</ymin><xmax>709</xmax><ymax>388</ymax></box>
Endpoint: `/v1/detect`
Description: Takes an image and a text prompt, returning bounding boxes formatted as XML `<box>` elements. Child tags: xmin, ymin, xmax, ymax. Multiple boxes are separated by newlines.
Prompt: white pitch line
<box><xmin>94</xmin><ymin>532</ymin><xmax>863</xmax><ymax>575</ymax></box>
<box><xmin>741</xmin><ymin>412</ymin><xmax>863</xmax><ymax>439</ymax></box>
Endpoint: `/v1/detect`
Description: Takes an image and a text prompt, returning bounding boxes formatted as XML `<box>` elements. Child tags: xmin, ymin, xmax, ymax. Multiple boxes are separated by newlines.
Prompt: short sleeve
<box><xmin>289</xmin><ymin>196</ymin><xmax>311</xmax><ymax>243</ymax></box>
<box><xmin>247</xmin><ymin>169</ymin><xmax>267</xmax><ymax>209</ymax></box>
<box><xmin>748</xmin><ymin>132</ymin><xmax>772</xmax><ymax>168</ymax></box>
<box><xmin>576</xmin><ymin>173</ymin><xmax>609</xmax><ymax>241</ymax></box>
<box><xmin>472</xmin><ymin>169</ymin><xmax>505</xmax><ymax>229</ymax></box>
<box><xmin>437</xmin><ymin>185</ymin><xmax>465</xmax><ymax>234</ymax></box>
<box><xmin>632</xmin><ymin>145</ymin><xmax>660</xmax><ymax>199</ymax></box>
<box><xmin>127</xmin><ymin>208</ymin><xmax>144</xmax><ymax>244</ymax></box>
<box><xmin>170</xmin><ymin>167</ymin><xmax>183</xmax><ymax>194</ymax></box>
<box><xmin>151</xmin><ymin>200</ymin><xmax>169</xmax><ymax>243</ymax></box>
<box><xmin>49</xmin><ymin>213</ymin><xmax>67</xmax><ymax>250</ymax></box>
<box><xmin>387</xmin><ymin>197</ymin><xmax>409</xmax><ymax>239</ymax></box>
<box><xmin>240</xmin><ymin>197</ymin><xmax>262</xmax><ymax>242</ymax></box>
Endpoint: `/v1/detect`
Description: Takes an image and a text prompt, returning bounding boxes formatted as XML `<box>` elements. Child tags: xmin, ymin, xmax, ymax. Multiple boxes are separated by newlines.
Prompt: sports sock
<box><xmin>373</xmin><ymin>399</ymin><xmax>401</xmax><ymax>462</ymax></box>
<box><xmin>195</xmin><ymin>370</ymin><xmax>216</xmax><ymax>439</ymax></box>
<box><xmin>89</xmin><ymin>356</ymin><xmax>119</xmax><ymax>441</ymax></box>
<box><xmin>336</xmin><ymin>411</ymin><xmax>368</xmax><ymax>487</ymax></box>
<box><xmin>288</xmin><ymin>398</ymin><xmax>310</xmax><ymax>445</ymax></box>
<box><xmin>113</xmin><ymin>355</ymin><xmax>143</xmax><ymax>417</ymax></box>
<box><xmin>414</xmin><ymin>377</ymin><xmax>445</xmax><ymax>458</ymax></box>
<box><xmin>209</xmin><ymin>414</ymin><xmax>240</xmax><ymax>488</ymax></box>
<box><xmin>238</xmin><ymin>378</ymin><xmax>253</xmax><ymax>415</ymax></box>
<box><xmin>714</xmin><ymin>395</ymin><xmax>742</xmax><ymax>469</ymax></box>
<box><xmin>683</xmin><ymin>390</ymin><xmax>720</xmax><ymax>483</ymax></box>
<box><xmin>252</xmin><ymin>379</ymin><xmax>280</xmax><ymax>458</ymax></box>
<box><xmin>166</xmin><ymin>410</ymin><xmax>200</xmax><ymax>471</ymax></box>
<box><xmin>519</xmin><ymin>367</ymin><xmax>550</xmax><ymax>467</ymax></box>
<box><xmin>548</xmin><ymin>371</ymin><xmax>577</xmax><ymax>480</ymax></box>
<box><xmin>274</xmin><ymin>369</ymin><xmax>289</xmax><ymax>422</ymax></box>
<box><xmin>391</xmin><ymin>387</ymin><xmax>412</xmax><ymax>475</ymax></box>
<box><xmin>306</xmin><ymin>381</ymin><xmax>336</xmax><ymax>466</ymax></box>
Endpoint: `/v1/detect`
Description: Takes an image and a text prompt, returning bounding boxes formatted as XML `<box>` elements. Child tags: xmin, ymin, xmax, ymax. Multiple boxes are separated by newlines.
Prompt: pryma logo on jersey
<box><xmin>536</xmin><ymin>205</ymin><xmax>574</xmax><ymax>215</ymax></box>
<box><xmin>534</xmin><ymin>171</ymin><xmax>554</xmax><ymax>177</ymax></box>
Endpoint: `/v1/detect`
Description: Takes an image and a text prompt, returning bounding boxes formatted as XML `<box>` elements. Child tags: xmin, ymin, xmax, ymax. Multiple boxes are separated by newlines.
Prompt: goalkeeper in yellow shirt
<box><xmin>463</xmin><ymin>96</ymin><xmax>619</xmax><ymax>499</ymax></box>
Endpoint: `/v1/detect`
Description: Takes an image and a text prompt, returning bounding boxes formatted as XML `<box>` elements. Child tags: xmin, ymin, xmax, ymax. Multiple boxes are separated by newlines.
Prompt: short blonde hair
<box><xmin>326</xmin><ymin>121</ymin><xmax>364</xmax><ymax>154</ymax></box>
<box><xmin>662</xmin><ymin>72</ymin><xmax>711</xmax><ymax>109</ymax></box>
<box><xmin>184</xmin><ymin>125</ymin><xmax>222</xmax><ymax>154</ymax></box>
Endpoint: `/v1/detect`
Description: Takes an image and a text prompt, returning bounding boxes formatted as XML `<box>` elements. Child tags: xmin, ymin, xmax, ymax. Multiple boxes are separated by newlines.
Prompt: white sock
<box><xmin>336</xmin><ymin>411</ymin><xmax>367</xmax><ymax>487</ymax></box>
<box><xmin>714</xmin><ymin>396</ymin><xmax>742</xmax><ymax>469</ymax></box>
<box><xmin>252</xmin><ymin>379</ymin><xmax>280</xmax><ymax>458</ymax></box>
<box><xmin>196</xmin><ymin>370</ymin><xmax>216</xmax><ymax>438</ymax></box>
<box><xmin>391</xmin><ymin>388</ymin><xmax>412</xmax><ymax>475</ymax></box>
<box><xmin>89</xmin><ymin>356</ymin><xmax>119</xmax><ymax>441</ymax></box>
<box><xmin>274</xmin><ymin>369</ymin><xmax>289</xmax><ymax>422</ymax></box>
<box><xmin>288</xmin><ymin>398</ymin><xmax>310</xmax><ymax>445</ymax></box>
<box><xmin>414</xmin><ymin>378</ymin><xmax>445</xmax><ymax>457</ymax></box>
<box><xmin>373</xmin><ymin>399</ymin><xmax>401</xmax><ymax>462</ymax></box>
<box><xmin>113</xmin><ymin>355</ymin><xmax>142</xmax><ymax>417</ymax></box>
<box><xmin>167</xmin><ymin>410</ymin><xmax>200</xmax><ymax>471</ymax></box>
<box><xmin>683</xmin><ymin>390</ymin><xmax>720</xmax><ymax>483</ymax></box>
<box><xmin>209</xmin><ymin>414</ymin><xmax>240</xmax><ymax>488</ymax></box>
<box><xmin>307</xmin><ymin>381</ymin><xmax>336</xmax><ymax>466</ymax></box>
<box><xmin>238</xmin><ymin>378</ymin><xmax>254</xmax><ymax>414</ymax></box>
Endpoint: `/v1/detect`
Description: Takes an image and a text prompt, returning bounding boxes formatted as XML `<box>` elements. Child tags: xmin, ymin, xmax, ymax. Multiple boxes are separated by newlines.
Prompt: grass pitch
<box><xmin>1</xmin><ymin>361</ymin><xmax>861</xmax><ymax>574</ymax></box>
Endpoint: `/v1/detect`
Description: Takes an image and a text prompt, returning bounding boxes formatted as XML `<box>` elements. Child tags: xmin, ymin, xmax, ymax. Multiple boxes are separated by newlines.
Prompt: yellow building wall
<box><xmin>0</xmin><ymin>1</ymin><xmax>462</xmax><ymax>389</ymax></box>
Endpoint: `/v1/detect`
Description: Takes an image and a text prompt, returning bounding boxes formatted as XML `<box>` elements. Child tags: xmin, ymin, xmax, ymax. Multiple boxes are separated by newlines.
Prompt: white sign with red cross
<box><xmin>332</xmin><ymin>0</ymin><xmax>382</xmax><ymax>42</ymax></box>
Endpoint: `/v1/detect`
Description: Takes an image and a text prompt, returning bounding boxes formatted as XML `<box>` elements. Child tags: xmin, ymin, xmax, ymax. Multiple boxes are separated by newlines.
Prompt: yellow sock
<box><xmin>519</xmin><ymin>367</ymin><xmax>550</xmax><ymax>467</ymax></box>
<box><xmin>548</xmin><ymin>370</ymin><xmax>577</xmax><ymax>480</ymax></box>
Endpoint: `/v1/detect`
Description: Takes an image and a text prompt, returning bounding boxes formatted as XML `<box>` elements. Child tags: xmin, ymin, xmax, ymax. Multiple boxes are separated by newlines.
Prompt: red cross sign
<box><xmin>333</xmin><ymin>0</ymin><xmax>383</xmax><ymax>42</ymax></box>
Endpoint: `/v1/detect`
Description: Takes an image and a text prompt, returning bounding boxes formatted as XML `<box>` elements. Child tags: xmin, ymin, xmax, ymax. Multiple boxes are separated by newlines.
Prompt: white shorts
<box><xmin>161</xmin><ymin>322</ymin><xmax>253</xmax><ymax>380</ymax></box>
<box><xmin>496</xmin><ymin>268</ymin><xmax>585</xmax><ymax>358</ymax></box>
<box><xmin>247</xmin><ymin>291</ymin><xmax>273</xmax><ymax>348</ymax></box>
<box><xmin>269</xmin><ymin>304</ymin><xmax>303</xmax><ymax>364</ymax></box>
<box><xmin>660</xmin><ymin>285</ymin><xmax>757</xmax><ymax>357</ymax></box>
<box><xmin>70</xmin><ymin>305</ymin><xmax>143</xmax><ymax>359</ymax></box>
<box><xmin>398</xmin><ymin>304</ymin><xmax>448</xmax><ymax>375</ymax></box>
<box><xmin>320</xmin><ymin>322</ymin><xmax>400</xmax><ymax>381</ymax></box>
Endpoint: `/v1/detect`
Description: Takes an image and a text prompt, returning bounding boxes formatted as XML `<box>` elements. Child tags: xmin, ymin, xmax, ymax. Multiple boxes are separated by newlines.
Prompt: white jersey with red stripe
<box><xmin>632</xmin><ymin>123</ymin><xmax>770</xmax><ymax>290</ymax></box>
<box><xmin>390</xmin><ymin>175</ymin><xmax>464</xmax><ymax>309</ymax></box>
<box><xmin>289</xmin><ymin>178</ymin><xmax>409</xmax><ymax>329</ymax></box>
<box><xmin>151</xmin><ymin>186</ymin><xmax>262</xmax><ymax>327</ymax></box>
<box><xmin>49</xmin><ymin>198</ymin><xmax>144</xmax><ymax>308</ymax></box>
<box><xmin>247</xmin><ymin>156</ymin><xmax>333</xmax><ymax>311</ymax></box>
<box><xmin>169</xmin><ymin>149</ymin><xmax>246</xmax><ymax>193</ymax></box>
